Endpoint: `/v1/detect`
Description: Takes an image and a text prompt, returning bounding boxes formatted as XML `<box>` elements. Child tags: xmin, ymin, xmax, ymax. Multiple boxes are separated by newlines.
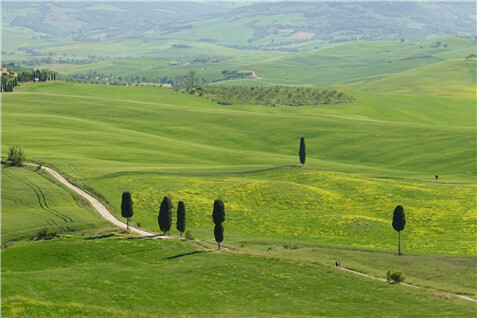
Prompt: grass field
<box><xmin>2</xmin><ymin>237</ymin><xmax>476</xmax><ymax>317</ymax></box>
<box><xmin>3</xmin><ymin>82</ymin><xmax>474</xmax><ymax>181</ymax></box>
<box><xmin>86</xmin><ymin>168</ymin><xmax>476</xmax><ymax>255</ymax></box>
<box><xmin>1</xmin><ymin>81</ymin><xmax>475</xmax><ymax>254</ymax></box>
<box><xmin>37</xmin><ymin>36</ymin><xmax>477</xmax><ymax>95</ymax></box>
<box><xmin>1</xmin><ymin>37</ymin><xmax>476</xmax><ymax>315</ymax></box>
<box><xmin>1</xmin><ymin>166</ymin><xmax>109</xmax><ymax>243</ymax></box>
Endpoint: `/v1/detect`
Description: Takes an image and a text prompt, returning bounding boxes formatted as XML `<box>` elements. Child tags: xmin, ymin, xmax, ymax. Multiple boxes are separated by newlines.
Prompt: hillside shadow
<box><xmin>164</xmin><ymin>251</ymin><xmax>208</xmax><ymax>260</ymax></box>
<box><xmin>85</xmin><ymin>234</ymin><xmax>115</xmax><ymax>240</ymax></box>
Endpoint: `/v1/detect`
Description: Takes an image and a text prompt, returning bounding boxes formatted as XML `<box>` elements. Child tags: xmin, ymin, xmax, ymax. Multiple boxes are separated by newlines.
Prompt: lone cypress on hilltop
<box><xmin>158</xmin><ymin>196</ymin><xmax>172</xmax><ymax>235</ymax></box>
<box><xmin>212</xmin><ymin>200</ymin><xmax>225</xmax><ymax>249</ymax></box>
<box><xmin>392</xmin><ymin>205</ymin><xmax>406</xmax><ymax>255</ymax></box>
<box><xmin>299</xmin><ymin>137</ymin><xmax>306</xmax><ymax>167</ymax></box>
<box><xmin>176</xmin><ymin>201</ymin><xmax>186</xmax><ymax>237</ymax></box>
<box><xmin>121</xmin><ymin>192</ymin><xmax>134</xmax><ymax>230</ymax></box>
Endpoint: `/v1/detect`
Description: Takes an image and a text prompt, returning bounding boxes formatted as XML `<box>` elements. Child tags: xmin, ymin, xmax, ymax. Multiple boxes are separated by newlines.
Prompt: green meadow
<box><xmin>41</xmin><ymin>36</ymin><xmax>476</xmax><ymax>94</ymax></box>
<box><xmin>1</xmin><ymin>166</ymin><xmax>109</xmax><ymax>242</ymax></box>
<box><xmin>1</xmin><ymin>37</ymin><xmax>476</xmax><ymax>316</ymax></box>
<box><xmin>2</xmin><ymin>237</ymin><xmax>476</xmax><ymax>317</ymax></box>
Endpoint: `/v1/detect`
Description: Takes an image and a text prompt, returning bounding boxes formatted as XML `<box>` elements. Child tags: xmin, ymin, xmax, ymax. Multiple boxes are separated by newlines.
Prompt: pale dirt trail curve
<box><xmin>29</xmin><ymin>164</ymin><xmax>172</xmax><ymax>239</ymax></box>
<box><xmin>339</xmin><ymin>267</ymin><xmax>476</xmax><ymax>302</ymax></box>
<box><xmin>28</xmin><ymin>163</ymin><xmax>476</xmax><ymax>302</ymax></box>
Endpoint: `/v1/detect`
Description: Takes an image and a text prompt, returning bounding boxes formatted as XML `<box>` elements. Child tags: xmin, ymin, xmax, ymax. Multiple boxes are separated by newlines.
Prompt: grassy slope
<box><xmin>87</xmin><ymin>169</ymin><xmax>476</xmax><ymax>255</ymax></box>
<box><xmin>38</xmin><ymin>36</ymin><xmax>475</xmax><ymax>98</ymax></box>
<box><xmin>1</xmin><ymin>82</ymin><xmax>475</xmax><ymax>255</ymax></box>
<box><xmin>344</xmin><ymin>59</ymin><xmax>476</xmax><ymax>99</ymax></box>
<box><xmin>2</xmin><ymin>237</ymin><xmax>476</xmax><ymax>317</ymax></box>
<box><xmin>1</xmin><ymin>166</ymin><xmax>109</xmax><ymax>242</ymax></box>
<box><xmin>3</xmin><ymin>82</ymin><xmax>474</xmax><ymax>180</ymax></box>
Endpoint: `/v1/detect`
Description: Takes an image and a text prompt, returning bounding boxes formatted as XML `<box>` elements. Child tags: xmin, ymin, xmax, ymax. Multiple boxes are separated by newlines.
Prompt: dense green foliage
<box><xmin>176</xmin><ymin>201</ymin><xmax>186</xmax><ymax>237</ymax></box>
<box><xmin>299</xmin><ymin>137</ymin><xmax>306</xmax><ymax>167</ymax></box>
<box><xmin>214</xmin><ymin>224</ymin><xmax>224</xmax><ymax>249</ymax></box>
<box><xmin>212</xmin><ymin>200</ymin><xmax>225</xmax><ymax>249</ymax></box>
<box><xmin>393</xmin><ymin>205</ymin><xmax>406</xmax><ymax>233</ymax></box>
<box><xmin>158</xmin><ymin>196</ymin><xmax>172</xmax><ymax>235</ymax></box>
<box><xmin>212</xmin><ymin>200</ymin><xmax>225</xmax><ymax>225</ymax></box>
<box><xmin>1</xmin><ymin>75</ymin><xmax>18</xmax><ymax>92</ymax></box>
<box><xmin>393</xmin><ymin>205</ymin><xmax>406</xmax><ymax>255</ymax></box>
<box><xmin>7</xmin><ymin>146</ymin><xmax>25</xmax><ymax>166</ymax></box>
<box><xmin>120</xmin><ymin>191</ymin><xmax>134</xmax><ymax>229</ymax></box>
<box><xmin>196</xmin><ymin>85</ymin><xmax>354</xmax><ymax>106</ymax></box>
<box><xmin>387</xmin><ymin>270</ymin><xmax>406</xmax><ymax>284</ymax></box>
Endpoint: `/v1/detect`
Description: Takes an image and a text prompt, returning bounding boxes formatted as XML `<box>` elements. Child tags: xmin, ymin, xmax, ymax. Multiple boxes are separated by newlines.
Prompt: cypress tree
<box><xmin>212</xmin><ymin>200</ymin><xmax>225</xmax><ymax>249</ymax></box>
<box><xmin>120</xmin><ymin>192</ymin><xmax>134</xmax><ymax>230</ymax></box>
<box><xmin>176</xmin><ymin>201</ymin><xmax>186</xmax><ymax>237</ymax></box>
<box><xmin>212</xmin><ymin>200</ymin><xmax>225</xmax><ymax>224</ymax></box>
<box><xmin>392</xmin><ymin>205</ymin><xmax>406</xmax><ymax>255</ymax></box>
<box><xmin>158</xmin><ymin>196</ymin><xmax>172</xmax><ymax>235</ymax></box>
<box><xmin>299</xmin><ymin>137</ymin><xmax>306</xmax><ymax>167</ymax></box>
<box><xmin>214</xmin><ymin>224</ymin><xmax>224</xmax><ymax>249</ymax></box>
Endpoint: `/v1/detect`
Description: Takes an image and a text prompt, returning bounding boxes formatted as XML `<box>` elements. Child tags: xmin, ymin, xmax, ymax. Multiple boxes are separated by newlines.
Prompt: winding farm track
<box><xmin>339</xmin><ymin>267</ymin><xmax>477</xmax><ymax>302</ymax></box>
<box><xmin>28</xmin><ymin>163</ymin><xmax>171</xmax><ymax>239</ymax></box>
<box><xmin>29</xmin><ymin>163</ymin><xmax>476</xmax><ymax>302</ymax></box>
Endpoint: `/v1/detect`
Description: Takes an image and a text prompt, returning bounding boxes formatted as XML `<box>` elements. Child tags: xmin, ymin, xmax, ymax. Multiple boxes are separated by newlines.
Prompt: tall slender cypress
<box><xmin>212</xmin><ymin>200</ymin><xmax>225</xmax><ymax>249</ymax></box>
<box><xmin>121</xmin><ymin>192</ymin><xmax>134</xmax><ymax>230</ymax></box>
<box><xmin>176</xmin><ymin>201</ymin><xmax>186</xmax><ymax>237</ymax></box>
<box><xmin>392</xmin><ymin>205</ymin><xmax>406</xmax><ymax>255</ymax></box>
<box><xmin>158</xmin><ymin>196</ymin><xmax>172</xmax><ymax>235</ymax></box>
<box><xmin>214</xmin><ymin>224</ymin><xmax>224</xmax><ymax>249</ymax></box>
<box><xmin>299</xmin><ymin>137</ymin><xmax>306</xmax><ymax>167</ymax></box>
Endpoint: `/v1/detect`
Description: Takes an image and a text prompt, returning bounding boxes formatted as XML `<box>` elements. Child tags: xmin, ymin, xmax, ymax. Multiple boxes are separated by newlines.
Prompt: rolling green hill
<box><xmin>2</xmin><ymin>237</ymin><xmax>476</xmax><ymax>317</ymax></box>
<box><xmin>1</xmin><ymin>166</ymin><xmax>108</xmax><ymax>242</ymax></box>
<box><xmin>1</xmin><ymin>70</ymin><xmax>475</xmax><ymax>316</ymax></box>
<box><xmin>36</xmin><ymin>36</ymin><xmax>476</xmax><ymax>97</ymax></box>
<box><xmin>1</xmin><ymin>82</ymin><xmax>475</xmax><ymax>256</ymax></box>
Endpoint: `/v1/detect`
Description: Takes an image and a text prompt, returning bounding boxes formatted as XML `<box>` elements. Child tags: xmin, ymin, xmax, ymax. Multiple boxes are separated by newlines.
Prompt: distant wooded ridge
<box><xmin>2</xmin><ymin>1</ymin><xmax>475</xmax><ymax>64</ymax></box>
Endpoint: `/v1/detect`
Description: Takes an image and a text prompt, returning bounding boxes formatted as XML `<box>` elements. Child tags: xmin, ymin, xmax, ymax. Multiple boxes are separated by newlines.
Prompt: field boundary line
<box><xmin>26</xmin><ymin>163</ymin><xmax>174</xmax><ymax>240</ymax></box>
<box><xmin>339</xmin><ymin>267</ymin><xmax>476</xmax><ymax>302</ymax></box>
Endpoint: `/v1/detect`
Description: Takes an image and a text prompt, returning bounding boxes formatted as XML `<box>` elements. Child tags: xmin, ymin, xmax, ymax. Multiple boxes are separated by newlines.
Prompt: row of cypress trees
<box><xmin>121</xmin><ymin>192</ymin><xmax>225</xmax><ymax>248</ymax></box>
<box><xmin>158</xmin><ymin>196</ymin><xmax>187</xmax><ymax>237</ymax></box>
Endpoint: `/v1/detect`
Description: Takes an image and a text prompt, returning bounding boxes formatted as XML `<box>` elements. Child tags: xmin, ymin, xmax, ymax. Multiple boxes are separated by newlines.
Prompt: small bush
<box><xmin>136</xmin><ymin>222</ymin><xmax>142</xmax><ymax>228</ymax></box>
<box><xmin>282</xmin><ymin>243</ymin><xmax>301</xmax><ymax>250</ymax></box>
<box><xmin>7</xmin><ymin>146</ymin><xmax>26</xmax><ymax>166</ymax></box>
<box><xmin>36</xmin><ymin>227</ymin><xmax>58</xmax><ymax>240</ymax></box>
<box><xmin>185</xmin><ymin>230</ymin><xmax>194</xmax><ymax>240</ymax></box>
<box><xmin>1</xmin><ymin>241</ymin><xmax>14</xmax><ymax>249</ymax></box>
<box><xmin>386</xmin><ymin>270</ymin><xmax>406</xmax><ymax>283</ymax></box>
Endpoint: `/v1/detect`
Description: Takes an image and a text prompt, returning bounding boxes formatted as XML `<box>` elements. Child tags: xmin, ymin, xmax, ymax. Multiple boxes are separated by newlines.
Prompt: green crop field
<box><xmin>1</xmin><ymin>166</ymin><xmax>109</xmax><ymax>243</ymax></box>
<box><xmin>37</xmin><ymin>36</ymin><xmax>476</xmax><ymax>96</ymax></box>
<box><xmin>2</xmin><ymin>237</ymin><xmax>476</xmax><ymax>317</ymax></box>
<box><xmin>1</xmin><ymin>33</ymin><xmax>476</xmax><ymax>316</ymax></box>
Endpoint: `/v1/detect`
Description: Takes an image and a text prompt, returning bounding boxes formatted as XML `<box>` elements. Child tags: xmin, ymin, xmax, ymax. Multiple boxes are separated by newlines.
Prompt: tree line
<box><xmin>119</xmin><ymin>137</ymin><xmax>406</xmax><ymax>255</ymax></box>
<box><xmin>121</xmin><ymin>192</ymin><xmax>225</xmax><ymax>249</ymax></box>
<box><xmin>1</xmin><ymin>65</ymin><xmax>57</xmax><ymax>93</ymax></box>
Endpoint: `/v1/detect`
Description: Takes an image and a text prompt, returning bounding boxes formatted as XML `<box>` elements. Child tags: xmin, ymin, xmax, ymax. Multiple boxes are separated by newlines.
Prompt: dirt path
<box><xmin>339</xmin><ymin>267</ymin><xmax>476</xmax><ymax>302</ymax></box>
<box><xmin>29</xmin><ymin>164</ymin><xmax>173</xmax><ymax>239</ymax></box>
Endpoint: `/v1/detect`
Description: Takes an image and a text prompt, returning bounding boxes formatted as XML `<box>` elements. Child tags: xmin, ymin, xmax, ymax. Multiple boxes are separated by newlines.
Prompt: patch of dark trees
<box><xmin>192</xmin><ymin>85</ymin><xmax>355</xmax><ymax>107</ymax></box>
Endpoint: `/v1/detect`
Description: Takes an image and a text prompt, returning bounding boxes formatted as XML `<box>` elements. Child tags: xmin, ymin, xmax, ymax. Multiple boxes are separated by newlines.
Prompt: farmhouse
<box><xmin>238</xmin><ymin>71</ymin><xmax>258</xmax><ymax>78</ymax></box>
<box><xmin>1</xmin><ymin>67</ymin><xmax>18</xmax><ymax>77</ymax></box>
